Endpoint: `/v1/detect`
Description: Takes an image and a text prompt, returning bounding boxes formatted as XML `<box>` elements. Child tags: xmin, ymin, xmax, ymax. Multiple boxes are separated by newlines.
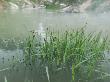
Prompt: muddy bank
<box><xmin>0</xmin><ymin>1</ymin><xmax>3</xmax><ymax>7</ymax></box>
<box><xmin>1</xmin><ymin>0</ymin><xmax>10</xmax><ymax>8</ymax></box>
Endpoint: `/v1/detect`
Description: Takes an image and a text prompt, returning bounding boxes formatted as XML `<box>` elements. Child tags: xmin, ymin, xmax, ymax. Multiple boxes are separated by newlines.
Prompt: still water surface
<box><xmin>0</xmin><ymin>9</ymin><xmax>110</xmax><ymax>38</ymax></box>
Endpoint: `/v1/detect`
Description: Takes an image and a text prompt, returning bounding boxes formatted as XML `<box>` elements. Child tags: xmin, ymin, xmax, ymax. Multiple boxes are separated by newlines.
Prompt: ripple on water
<box><xmin>0</xmin><ymin>49</ymin><xmax>23</xmax><ymax>69</ymax></box>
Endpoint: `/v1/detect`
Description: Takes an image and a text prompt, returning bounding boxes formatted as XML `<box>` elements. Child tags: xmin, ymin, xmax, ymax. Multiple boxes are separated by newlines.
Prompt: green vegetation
<box><xmin>23</xmin><ymin>28</ymin><xmax>109</xmax><ymax>82</ymax></box>
<box><xmin>1</xmin><ymin>0</ymin><xmax>109</xmax><ymax>12</ymax></box>
<box><xmin>44</xmin><ymin>3</ymin><xmax>60</xmax><ymax>10</ymax></box>
<box><xmin>52</xmin><ymin>0</ymin><xmax>86</xmax><ymax>5</ymax></box>
<box><xmin>44</xmin><ymin>0</ymin><xmax>87</xmax><ymax>10</ymax></box>
<box><xmin>0</xmin><ymin>27</ymin><xmax>109</xmax><ymax>82</ymax></box>
<box><xmin>0</xmin><ymin>0</ymin><xmax>88</xmax><ymax>10</ymax></box>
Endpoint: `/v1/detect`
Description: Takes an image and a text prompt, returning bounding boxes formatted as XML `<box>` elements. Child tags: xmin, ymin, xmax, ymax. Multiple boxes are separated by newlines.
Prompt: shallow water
<box><xmin>0</xmin><ymin>9</ymin><xmax>110</xmax><ymax>82</ymax></box>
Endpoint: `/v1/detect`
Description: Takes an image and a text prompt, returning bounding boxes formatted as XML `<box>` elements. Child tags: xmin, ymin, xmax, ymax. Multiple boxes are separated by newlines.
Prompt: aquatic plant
<box><xmin>23</xmin><ymin>28</ymin><xmax>109</xmax><ymax>82</ymax></box>
<box><xmin>23</xmin><ymin>30</ymin><xmax>44</xmax><ymax>66</ymax></box>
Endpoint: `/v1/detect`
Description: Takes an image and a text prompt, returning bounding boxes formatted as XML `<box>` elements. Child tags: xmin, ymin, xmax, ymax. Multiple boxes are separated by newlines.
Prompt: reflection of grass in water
<box><xmin>23</xmin><ymin>27</ymin><xmax>109</xmax><ymax>82</ymax></box>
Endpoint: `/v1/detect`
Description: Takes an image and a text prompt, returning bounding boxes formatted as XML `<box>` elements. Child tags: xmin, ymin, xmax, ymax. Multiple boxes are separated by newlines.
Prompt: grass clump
<box><xmin>23</xmin><ymin>28</ymin><xmax>109</xmax><ymax>82</ymax></box>
<box><xmin>45</xmin><ymin>4</ymin><xmax>60</xmax><ymax>10</ymax></box>
<box><xmin>44</xmin><ymin>1</ymin><xmax>60</xmax><ymax>10</ymax></box>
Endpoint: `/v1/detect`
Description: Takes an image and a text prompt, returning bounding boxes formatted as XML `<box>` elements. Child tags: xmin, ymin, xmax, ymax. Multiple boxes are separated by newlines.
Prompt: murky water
<box><xmin>0</xmin><ymin>9</ymin><xmax>110</xmax><ymax>82</ymax></box>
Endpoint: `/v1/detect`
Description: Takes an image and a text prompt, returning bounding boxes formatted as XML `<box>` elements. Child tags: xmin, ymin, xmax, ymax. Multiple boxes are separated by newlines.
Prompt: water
<box><xmin>0</xmin><ymin>9</ymin><xmax>110</xmax><ymax>38</ymax></box>
<box><xmin>0</xmin><ymin>9</ymin><xmax>110</xmax><ymax>82</ymax></box>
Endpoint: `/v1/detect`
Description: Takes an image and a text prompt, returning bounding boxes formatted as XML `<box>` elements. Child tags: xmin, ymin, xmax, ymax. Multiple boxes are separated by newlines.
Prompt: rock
<box><xmin>8</xmin><ymin>2</ymin><xmax>19</xmax><ymax>9</ymax></box>
<box><xmin>61</xmin><ymin>5</ymin><xmax>80</xmax><ymax>13</ymax></box>
<box><xmin>0</xmin><ymin>1</ymin><xmax>3</xmax><ymax>9</ymax></box>
<box><xmin>0</xmin><ymin>5</ymin><xmax>3</xmax><ymax>10</ymax></box>
<box><xmin>73</xmin><ymin>8</ymin><xmax>80</xmax><ymax>13</ymax></box>
<box><xmin>61</xmin><ymin>6</ymin><xmax>73</xmax><ymax>13</ymax></box>
<box><xmin>60</xmin><ymin>3</ymin><xmax>66</xmax><ymax>8</ymax></box>
<box><xmin>24</xmin><ymin>0</ymin><xmax>32</xmax><ymax>5</ymax></box>
<box><xmin>79</xmin><ymin>0</ymin><xmax>92</xmax><ymax>12</ymax></box>
<box><xmin>38</xmin><ymin>5</ymin><xmax>46</xmax><ymax>9</ymax></box>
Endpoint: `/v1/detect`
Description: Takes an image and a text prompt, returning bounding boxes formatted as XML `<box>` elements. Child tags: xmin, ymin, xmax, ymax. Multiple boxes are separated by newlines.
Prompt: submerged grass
<box><xmin>23</xmin><ymin>28</ymin><xmax>109</xmax><ymax>82</ymax></box>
